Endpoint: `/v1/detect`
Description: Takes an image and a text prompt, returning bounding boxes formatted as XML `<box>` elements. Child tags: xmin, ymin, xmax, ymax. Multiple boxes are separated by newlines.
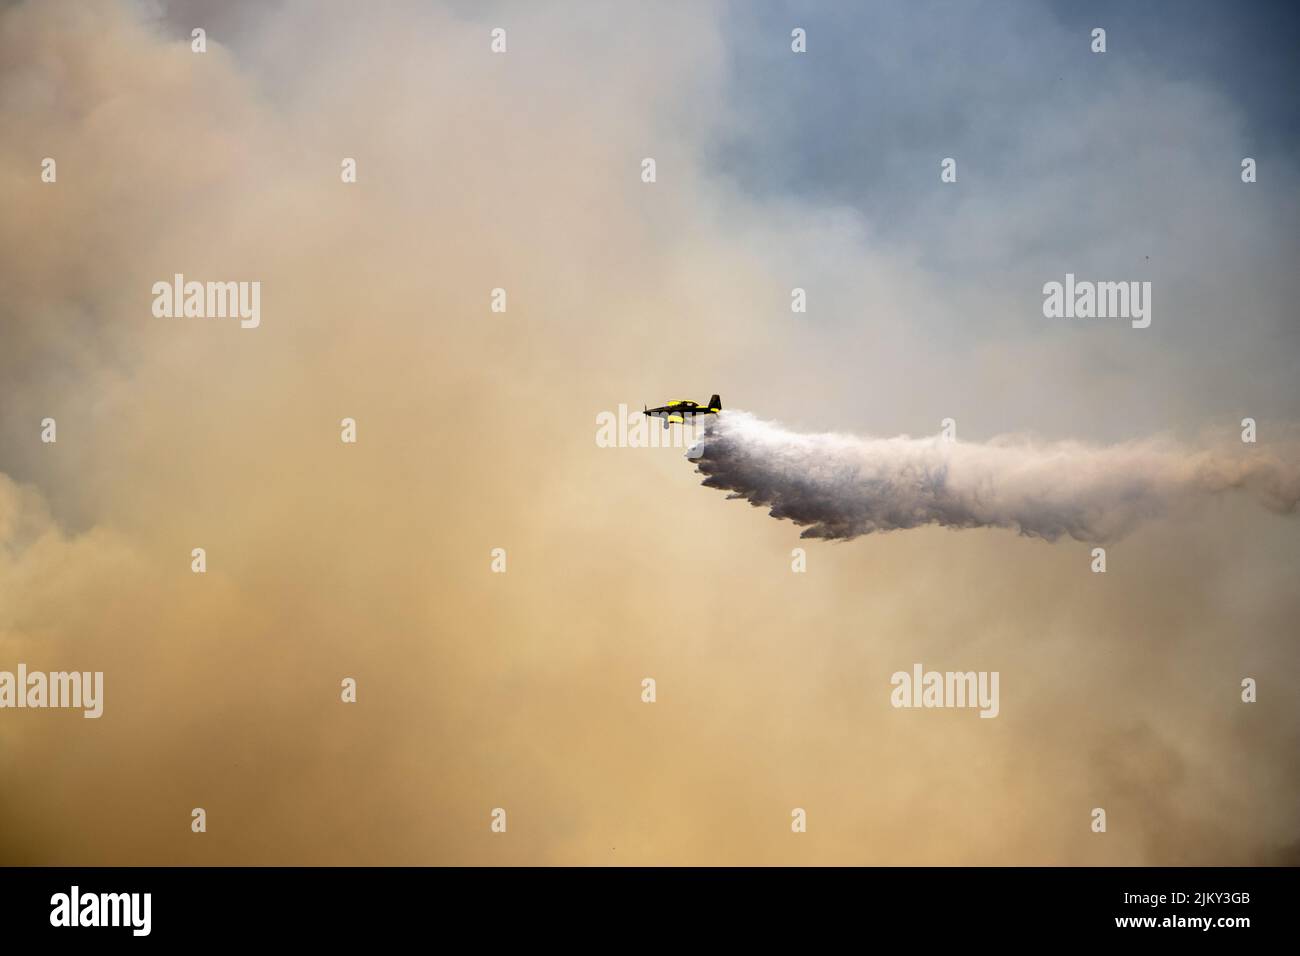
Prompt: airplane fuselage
<box><xmin>642</xmin><ymin>395</ymin><xmax>721</xmax><ymax>428</ymax></box>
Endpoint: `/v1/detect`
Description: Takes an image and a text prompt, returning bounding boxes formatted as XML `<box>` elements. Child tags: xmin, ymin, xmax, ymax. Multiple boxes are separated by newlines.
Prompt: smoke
<box><xmin>692</xmin><ymin>411</ymin><xmax>1300</xmax><ymax>542</ymax></box>
<box><xmin>1</xmin><ymin>0</ymin><xmax>1296</xmax><ymax>866</ymax></box>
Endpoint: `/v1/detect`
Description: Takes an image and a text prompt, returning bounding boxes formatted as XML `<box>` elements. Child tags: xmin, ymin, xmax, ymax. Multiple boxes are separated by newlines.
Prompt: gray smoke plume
<box><xmin>691</xmin><ymin>412</ymin><xmax>1300</xmax><ymax>542</ymax></box>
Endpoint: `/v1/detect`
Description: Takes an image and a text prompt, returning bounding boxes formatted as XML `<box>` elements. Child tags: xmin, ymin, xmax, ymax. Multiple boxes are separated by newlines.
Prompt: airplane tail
<box><xmin>708</xmin><ymin>394</ymin><xmax>721</xmax><ymax>411</ymax></box>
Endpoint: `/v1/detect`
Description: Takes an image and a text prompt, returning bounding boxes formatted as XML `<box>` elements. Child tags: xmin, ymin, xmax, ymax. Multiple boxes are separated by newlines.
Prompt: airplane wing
<box><xmin>666</xmin><ymin>414</ymin><xmax>684</xmax><ymax>424</ymax></box>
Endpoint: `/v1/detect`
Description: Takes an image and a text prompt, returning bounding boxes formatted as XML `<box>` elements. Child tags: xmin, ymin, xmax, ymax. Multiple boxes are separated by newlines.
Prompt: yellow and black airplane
<box><xmin>643</xmin><ymin>395</ymin><xmax>721</xmax><ymax>428</ymax></box>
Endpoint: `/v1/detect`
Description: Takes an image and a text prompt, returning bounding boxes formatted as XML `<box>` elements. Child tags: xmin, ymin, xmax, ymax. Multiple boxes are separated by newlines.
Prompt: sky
<box><xmin>0</xmin><ymin>0</ymin><xmax>1296</xmax><ymax>864</ymax></box>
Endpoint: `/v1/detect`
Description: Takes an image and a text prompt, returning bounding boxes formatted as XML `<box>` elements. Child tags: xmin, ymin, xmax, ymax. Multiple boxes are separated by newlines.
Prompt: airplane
<box><xmin>643</xmin><ymin>394</ymin><xmax>721</xmax><ymax>429</ymax></box>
